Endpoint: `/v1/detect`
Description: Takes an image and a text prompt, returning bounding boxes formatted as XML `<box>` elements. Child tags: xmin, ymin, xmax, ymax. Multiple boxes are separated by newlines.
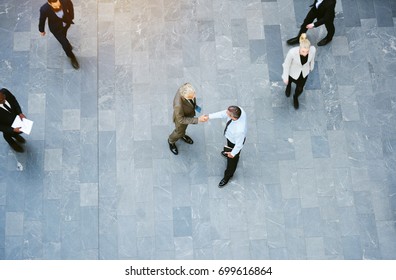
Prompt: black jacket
<box><xmin>0</xmin><ymin>88</ymin><xmax>23</xmax><ymax>134</ymax></box>
<box><xmin>311</xmin><ymin>0</ymin><xmax>336</xmax><ymax>27</ymax></box>
<box><xmin>38</xmin><ymin>0</ymin><xmax>74</xmax><ymax>34</ymax></box>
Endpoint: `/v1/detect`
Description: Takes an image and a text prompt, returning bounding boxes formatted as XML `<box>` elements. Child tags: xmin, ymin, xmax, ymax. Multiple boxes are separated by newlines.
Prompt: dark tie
<box><xmin>189</xmin><ymin>99</ymin><xmax>195</xmax><ymax>107</ymax></box>
<box><xmin>224</xmin><ymin>119</ymin><xmax>232</xmax><ymax>135</ymax></box>
<box><xmin>3</xmin><ymin>103</ymin><xmax>12</xmax><ymax>113</ymax></box>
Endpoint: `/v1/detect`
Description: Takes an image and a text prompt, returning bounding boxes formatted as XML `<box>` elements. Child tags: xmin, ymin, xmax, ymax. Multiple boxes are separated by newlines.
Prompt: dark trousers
<box><xmin>298</xmin><ymin>7</ymin><xmax>335</xmax><ymax>41</ymax></box>
<box><xmin>287</xmin><ymin>73</ymin><xmax>308</xmax><ymax>98</ymax></box>
<box><xmin>3</xmin><ymin>131</ymin><xmax>21</xmax><ymax>145</ymax></box>
<box><xmin>53</xmin><ymin>24</ymin><xmax>74</xmax><ymax>58</ymax></box>
<box><xmin>224</xmin><ymin>138</ymin><xmax>244</xmax><ymax>180</ymax></box>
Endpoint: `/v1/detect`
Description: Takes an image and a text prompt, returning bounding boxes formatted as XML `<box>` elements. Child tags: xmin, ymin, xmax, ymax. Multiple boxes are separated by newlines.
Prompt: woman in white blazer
<box><xmin>282</xmin><ymin>33</ymin><xmax>316</xmax><ymax>109</ymax></box>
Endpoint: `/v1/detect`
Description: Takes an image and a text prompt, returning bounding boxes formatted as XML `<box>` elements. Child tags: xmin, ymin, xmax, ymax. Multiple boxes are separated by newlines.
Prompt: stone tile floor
<box><xmin>0</xmin><ymin>0</ymin><xmax>395</xmax><ymax>259</ymax></box>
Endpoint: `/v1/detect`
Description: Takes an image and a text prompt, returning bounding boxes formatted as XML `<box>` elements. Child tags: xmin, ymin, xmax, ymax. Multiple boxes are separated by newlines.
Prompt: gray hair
<box><xmin>178</xmin><ymin>83</ymin><xmax>195</xmax><ymax>98</ymax></box>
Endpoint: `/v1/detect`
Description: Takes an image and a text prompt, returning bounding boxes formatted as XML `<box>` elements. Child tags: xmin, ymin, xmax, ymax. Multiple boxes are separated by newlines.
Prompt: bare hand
<box><xmin>13</xmin><ymin>127</ymin><xmax>22</xmax><ymax>133</ymax></box>
<box><xmin>19</xmin><ymin>113</ymin><xmax>26</xmax><ymax>121</ymax></box>
<box><xmin>225</xmin><ymin>152</ymin><xmax>234</xmax><ymax>158</ymax></box>
<box><xmin>283</xmin><ymin>79</ymin><xmax>288</xmax><ymax>85</ymax></box>
<box><xmin>198</xmin><ymin>114</ymin><xmax>209</xmax><ymax>122</ymax></box>
<box><xmin>40</xmin><ymin>32</ymin><xmax>46</xmax><ymax>36</ymax></box>
<box><xmin>306</xmin><ymin>23</ymin><xmax>314</xmax><ymax>29</ymax></box>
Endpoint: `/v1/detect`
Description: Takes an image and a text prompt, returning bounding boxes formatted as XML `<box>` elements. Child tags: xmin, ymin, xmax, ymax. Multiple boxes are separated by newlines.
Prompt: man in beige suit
<box><xmin>168</xmin><ymin>83</ymin><xmax>207</xmax><ymax>155</ymax></box>
<box><xmin>282</xmin><ymin>34</ymin><xmax>316</xmax><ymax>109</ymax></box>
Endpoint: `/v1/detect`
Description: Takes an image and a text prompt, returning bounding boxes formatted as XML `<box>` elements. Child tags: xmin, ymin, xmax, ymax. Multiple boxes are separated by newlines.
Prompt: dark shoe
<box><xmin>181</xmin><ymin>135</ymin><xmax>194</xmax><ymax>144</ymax></box>
<box><xmin>317</xmin><ymin>38</ymin><xmax>331</xmax><ymax>46</ymax></box>
<box><xmin>218</xmin><ymin>178</ymin><xmax>230</xmax><ymax>188</ymax></box>
<box><xmin>9</xmin><ymin>141</ymin><xmax>24</xmax><ymax>153</ymax></box>
<box><xmin>293</xmin><ymin>96</ymin><xmax>299</xmax><ymax>109</ymax></box>
<box><xmin>287</xmin><ymin>37</ymin><xmax>299</xmax><ymax>45</ymax></box>
<box><xmin>168</xmin><ymin>140</ymin><xmax>178</xmax><ymax>155</ymax></box>
<box><xmin>285</xmin><ymin>86</ymin><xmax>291</xmax><ymax>97</ymax></box>
<box><xmin>70</xmin><ymin>55</ymin><xmax>80</xmax><ymax>69</ymax></box>
<box><xmin>14</xmin><ymin>135</ymin><xmax>26</xmax><ymax>144</ymax></box>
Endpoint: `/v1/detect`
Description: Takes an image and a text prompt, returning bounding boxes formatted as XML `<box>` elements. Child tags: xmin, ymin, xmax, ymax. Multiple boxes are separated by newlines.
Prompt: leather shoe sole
<box><xmin>10</xmin><ymin>142</ymin><xmax>24</xmax><ymax>153</ymax></box>
<box><xmin>181</xmin><ymin>135</ymin><xmax>193</xmax><ymax>144</ymax></box>
<box><xmin>218</xmin><ymin>178</ymin><xmax>229</xmax><ymax>188</ymax></box>
<box><xmin>293</xmin><ymin>97</ymin><xmax>299</xmax><ymax>109</ymax></box>
<box><xmin>70</xmin><ymin>56</ymin><xmax>80</xmax><ymax>69</ymax></box>
<box><xmin>168</xmin><ymin>140</ymin><xmax>178</xmax><ymax>155</ymax></box>
<box><xmin>286</xmin><ymin>37</ymin><xmax>299</xmax><ymax>45</ymax></box>
<box><xmin>317</xmin><ymin>38</ymin><xmax>331</xmax><ymax>46</ymax></box>
<box><xmin>285</xmin><ymin>87</ymin><xmax>291</xmax><ymax>97</ymax></box>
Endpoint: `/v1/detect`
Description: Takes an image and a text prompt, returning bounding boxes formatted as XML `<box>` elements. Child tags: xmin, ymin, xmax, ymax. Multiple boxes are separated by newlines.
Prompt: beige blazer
<box><xmin>282</xmin><ymin>46</ymin><xmax>316</xmax><ymax>81</ymax></box>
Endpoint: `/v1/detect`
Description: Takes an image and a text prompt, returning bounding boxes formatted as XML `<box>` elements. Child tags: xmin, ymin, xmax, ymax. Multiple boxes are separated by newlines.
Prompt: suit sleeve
<box><xmin>4</xmin><ymin>89</ymin><xmax>23</xmax><ymax>115</ymax></box>
<box><xmin>282</xmin><ymin>49</ymin><xmax>293</xmax><ymax>81</ymax></box>
<box><xmin>38</xmin><ymin>6</ymin><xmax>47</xmax><ymax>32</ymax></box>
<box><xmin>314</xmin><ymin>2</ymin><xmax>336</xmax><ymax>27</ymax></box>
<box><xmin>66</xmin><ymin>0</ymin><xmax>74</xmax><ymax>20</ymax></box>
<box><xmin>174</xmin><ymin>105</ymin><xmax>198</xmax><ymax>125</ymax></box>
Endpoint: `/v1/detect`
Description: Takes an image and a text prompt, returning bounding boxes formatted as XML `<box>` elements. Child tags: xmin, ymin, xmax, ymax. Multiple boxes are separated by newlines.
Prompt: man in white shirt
<box><xmin>208</xmin><ymin>106</ymin><xmax>247</xmax><ymax>188</ymax></box>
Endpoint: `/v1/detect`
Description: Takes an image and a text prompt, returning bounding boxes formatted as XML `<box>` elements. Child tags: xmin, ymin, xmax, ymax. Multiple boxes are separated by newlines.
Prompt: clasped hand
<box><xmin>198</xmin><ymin>114</ymin><xmax>209</xmax><ymax>122</ymax></box>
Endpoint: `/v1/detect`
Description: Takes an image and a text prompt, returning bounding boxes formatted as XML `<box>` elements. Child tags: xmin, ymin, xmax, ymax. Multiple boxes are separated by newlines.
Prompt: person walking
<box><xmin>287</xmin><ymin>0</ymin><xmax>336</xmax><ymax>46</ymax></box>
<box><xmin>39</xmin><ymin>0</ymin><xmax>79</xmax><ymax>69</ymax></box>
<box><xmin>282</xmin><ymin>34</ymin><xmax>316</xmax><ymax>109</ymax></box>
<box><xmin>0</xmin><ymin>88</ymin><xmax>27</xmax><ymax>153</ymax></box>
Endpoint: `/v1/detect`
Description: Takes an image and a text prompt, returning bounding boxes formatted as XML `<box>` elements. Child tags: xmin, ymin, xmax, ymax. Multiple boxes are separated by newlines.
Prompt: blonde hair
<box><xmin>299</xmin><ymin>33</ymin><xmax>311</xmax><ymax>49</ymax></box>
<box><xmin>178</xmin><ymin>83</ymin><xmax>195</xmax><ymax>98</ymax></box>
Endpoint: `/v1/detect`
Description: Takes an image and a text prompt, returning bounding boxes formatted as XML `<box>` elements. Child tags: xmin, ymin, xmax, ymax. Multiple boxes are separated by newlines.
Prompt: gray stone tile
<box><xmin>341</xmin><ymin>235</ymin><xmax>363</xmax><ymax>259</ymax></box>
<box><xmin>264</xmin><ymin>25</ymin><xmax>283</xmax><ymax>81</ymax></box>
<box><xmin>302</xmin><ymin>207</ymin><xmax>323</xmax><ymax>237</ymax></box>
<box><xmin>173</xmin><ymin>207</ymin><xmax>192</xmax><ymax>237</ymax></box>
<box><xmin>341</xmin><ymin>0</ymin><xmax>362</xmax><ymax>27</ymax></box>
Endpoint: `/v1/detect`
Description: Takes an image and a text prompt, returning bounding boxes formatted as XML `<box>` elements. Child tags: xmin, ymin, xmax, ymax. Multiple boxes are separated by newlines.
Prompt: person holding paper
<box><xmin>168</xmin><ymin>83</ymin><xmax>208</xmax><ymax>155</ymax></box>
<box><xmin>207</xmin><ymin>106</ymin><xmax>247</xmax><ymax>188</ymax></box>
<box><xmin>0</xmin><ymin>88</ymin><xmax>26</xmax><ymax>153</ymax></box>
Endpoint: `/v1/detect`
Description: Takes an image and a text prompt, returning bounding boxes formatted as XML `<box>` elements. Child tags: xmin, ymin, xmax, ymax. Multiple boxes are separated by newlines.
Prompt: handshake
<box><xmin>198</xmin><ymin>114</ymin><xmax>209</xmax><ymax>123</ymax></box>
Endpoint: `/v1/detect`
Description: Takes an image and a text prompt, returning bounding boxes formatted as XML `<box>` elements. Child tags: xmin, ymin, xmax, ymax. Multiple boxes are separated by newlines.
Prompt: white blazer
<box><xmin>282</xmin><ymin>46</ymin><xmax>316</xmax><ymax>81</ymax></box>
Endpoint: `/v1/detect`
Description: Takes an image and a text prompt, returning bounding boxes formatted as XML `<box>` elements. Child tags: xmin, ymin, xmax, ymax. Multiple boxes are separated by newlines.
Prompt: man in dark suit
<box><xmin>0</xmin><ymin>88</ymin><xmax>27</xmax><ymax>153</ymax></box>
<box><xmin>168</xmin><ymin>83</ymin><xmax>208</xmax><ymax>155</ymax></box>
<box><xmin>287</xmin><ymin>0</ymin><xmax>336</xmax><ymax>46</ymax></box>
<box><xmin>39</xmin><ymin>0</ymin><xmax>79</xmax><ymax>69</ymax></box>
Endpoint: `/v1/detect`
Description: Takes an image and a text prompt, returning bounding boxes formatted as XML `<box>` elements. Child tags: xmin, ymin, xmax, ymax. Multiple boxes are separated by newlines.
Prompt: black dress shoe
<box><xmin>181</xmin><ymin>135</ymin><xmax>193</xmax><ymax>144</ymax></box>
<box><xmin>10</xmin><ymin>142</ymin><xmax>24</xmax><ymax>153</ymax></box>
<box><xmin>317</xmin><ymin>38</ymin><xmax>331</xmax><ymax>46</ymax></box>
<box><xmin>287</xmin><ymin>37</ymin><xmax>299</xmax><ymax>45</ymax></box>
<box><xmin>168</xmin><ymin>140</ymin><xmax>178</xmax><ymax>155</ymax></box>
<box><xmin>293</xmin><ymin>96</ymin><xmax>299</xmax><ymax>109</ymax></box>
<box><xmin>285</xmin><ymin>86</ymin><xmax>291</xmax><ymax>97</ymax></box>
<box><xmin>70</xmin><ymin>54</ymin><xmax>80</xmax><ymax>69</ymax></box>
<box><xmin>218</xmin><ymin>178</ymin><xmax>229</xmax><ymax>188</ymax></box>
<box><xmin>14</xmin><ymin>135</ymin><xmax>26</xmax><ymax>144</ymax></box>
